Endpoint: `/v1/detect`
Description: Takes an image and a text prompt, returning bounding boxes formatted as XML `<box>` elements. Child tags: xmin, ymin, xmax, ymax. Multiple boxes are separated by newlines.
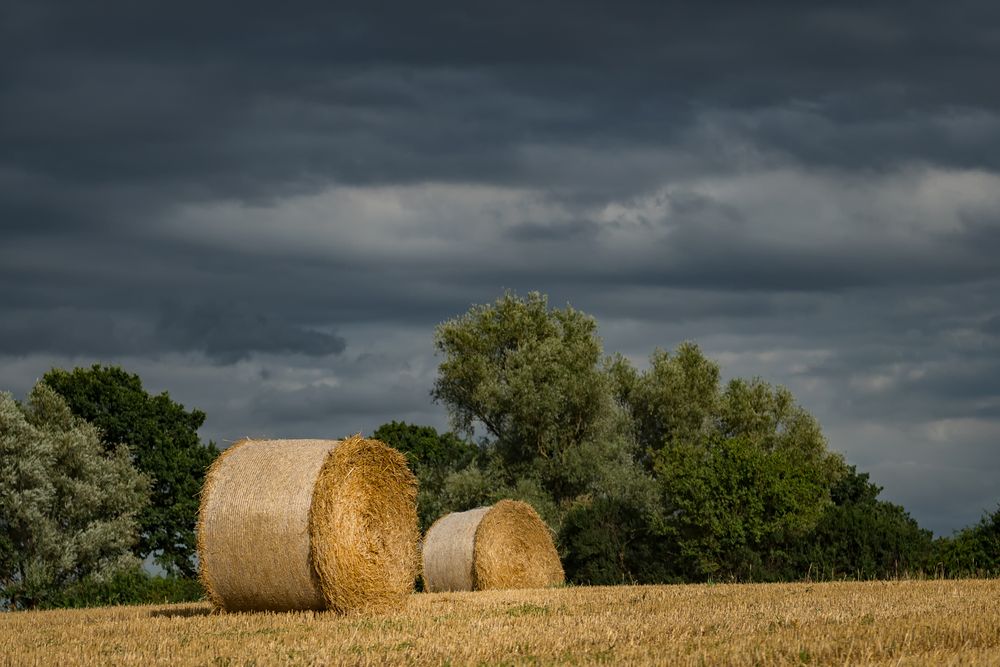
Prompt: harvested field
<box><xmin>2</xmin><ymin>580</ymin><xmax>999</xmax><ymax>665</ymax></box>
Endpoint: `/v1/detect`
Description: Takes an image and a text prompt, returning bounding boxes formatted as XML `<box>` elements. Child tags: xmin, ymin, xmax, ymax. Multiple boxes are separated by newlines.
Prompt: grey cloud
<box><xmin>870</xmin><ymin>460</ymin><xmax>998</xmax><ymax>537</ymax></box>
<box><xmin>505</xmin><ymin>220</ymin><xmax>600</xmax><ymax>242</ymax></box>
<box><xmin>4</xmin><ymin>1</ymin><xmax>1000</xmax><ymax>229</ymax></box>
<box><xmin>0</xmin><ymin>298</ymin><xmax>347</xmax><ymax>364</ymax></box>
<box><xmin>0</xmin><ymin>308</ymin><xmax>147</xmax><ymax>357</ymax></box>
<box><xmin>983</xmin><ymin>315</ymin><xmax>1000</xmax><ymax>337</ymax></box>
<box><xmin>157</xmin><ymin>302</ymin><xmax>346</xmax><ymax>364</ymax></box>
<box><xmin>250</xmin><ymin>381</ymin><xmax>432</xmax><ymax>427</ymax></box>
<box><xmin>712</xmin><ymin>107</ymin><xmax>1000</xmax><ymax>172</ymax></box>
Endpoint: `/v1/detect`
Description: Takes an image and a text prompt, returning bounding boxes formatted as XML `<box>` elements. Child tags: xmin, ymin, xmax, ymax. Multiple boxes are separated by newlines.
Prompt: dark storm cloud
<box><xmin>0</xmin><ymin>231</ymin><xmax>351</xmax><ymax>361</ymax></box>
<box><xmin>0</xmin><ymin>308</ymin><xmax>143</xmax><ymax>357</ymax></box>
<box><xmin>157</xmin><ymin>301</ymin><xmax>346</xmax><ymax>364</ymax></box>
<box><xmin>0</xmin><ymin>301</ymin><xmax>346</xmax><ymax>363</ymax></box>
<box><xmin>4</xmin><ymin>0</ymin><xmax>1000</xmax><ymax>223</ymax></box>
<box><xmin>506</xmin><ymin>220</ymin><xmax>600</xmax><ymax>242</ymax></box>
<box><xmin>983</xmin><ymin>315</ymin><xmax>1000</xmax><ymax>337</ymax></box>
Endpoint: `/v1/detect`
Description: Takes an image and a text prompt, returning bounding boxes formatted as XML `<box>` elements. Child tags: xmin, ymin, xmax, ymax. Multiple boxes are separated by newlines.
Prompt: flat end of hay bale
<box><xmin>473</xmin><ymin>499</ymin><xmax>565</xmax><ymax>590</ymax></box>
<box><xmin>310</xmin><ymin>434</ymin><xmax>420</xmax><ymax>613</ymax></box>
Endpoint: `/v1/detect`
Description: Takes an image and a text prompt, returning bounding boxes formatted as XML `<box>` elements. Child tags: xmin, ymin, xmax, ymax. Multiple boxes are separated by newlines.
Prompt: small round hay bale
<box><xmin>421</xmin><ymin>500</ymin><xmax>564</xmax><ymax>592</ymax></box>
<box><xmin>197</xmin><ymin>435</ymin><xmax>418</xmax><ymax>613</ymax></box>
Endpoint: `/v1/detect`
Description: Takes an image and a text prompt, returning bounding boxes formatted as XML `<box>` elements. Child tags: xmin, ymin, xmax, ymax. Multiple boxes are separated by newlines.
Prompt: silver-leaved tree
<box><xmin>0</xmin><ymin>382</ymin><xmax>149</xmax><ymax>609</ymax></box>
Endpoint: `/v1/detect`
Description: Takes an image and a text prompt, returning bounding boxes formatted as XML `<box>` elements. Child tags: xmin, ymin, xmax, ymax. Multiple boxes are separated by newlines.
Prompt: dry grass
<box><xmin>3</xmin><ymin>580</ymin><xmax>1000</xmax><ymax>665</ymax></box>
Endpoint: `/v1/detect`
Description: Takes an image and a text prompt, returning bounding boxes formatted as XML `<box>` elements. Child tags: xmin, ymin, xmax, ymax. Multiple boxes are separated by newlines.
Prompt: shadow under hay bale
<box><xmin>197</xmin><ymin>436</ymin><xmax>419</xmax><ymax>613</ymax></box>
<box><xmin>421</xmin><ymin>500</ymin><xmax>564</xmax><ymax>592</ymax></box>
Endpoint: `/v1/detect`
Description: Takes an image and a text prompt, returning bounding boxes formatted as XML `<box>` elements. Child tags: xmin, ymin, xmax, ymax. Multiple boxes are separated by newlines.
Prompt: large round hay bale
<box><xmin>197</xmin><ymin>435</ymin><xmax>418</xmax><ymax>613</ymax></box>
<box><xmin>421</xmin><ymin>500</ymin><xmax>564</xmax><ymax>592</ymax></box>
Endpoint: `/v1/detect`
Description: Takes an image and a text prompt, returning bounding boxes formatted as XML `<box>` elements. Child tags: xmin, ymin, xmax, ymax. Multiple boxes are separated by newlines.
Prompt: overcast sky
<box><xmin>2</xmin><ymin>1</ymin><xmax>998</xmax><ymax>536</ymax></box>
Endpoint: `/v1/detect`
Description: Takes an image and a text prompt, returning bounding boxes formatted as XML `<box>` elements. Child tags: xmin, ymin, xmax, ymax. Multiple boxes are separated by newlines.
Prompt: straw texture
<box><xmin>197</xmin><ymin>436</ymin><xmax>418</xmax><ymax>613</ymax></box>
<box><xmin>420</xmin><ymin>507</ymin><xmax>491</xmax><ymax>592</ymax></box>
<box><xmin>421</xmin><ymin>500</ymin><xmax>564</xmax><ymax>592</ymax></box>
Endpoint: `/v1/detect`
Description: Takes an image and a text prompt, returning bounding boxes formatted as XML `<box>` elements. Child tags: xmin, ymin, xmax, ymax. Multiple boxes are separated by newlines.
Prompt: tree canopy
<box><xmin>934</xmin><ymin>505</ymin><xmax>1000</xmax><ymax>577</ymax></box>
<box><xmin>432</xmin><ymin>292</ymin><xmax>629</xmax><ymax>512</ymax></box>
<box><xmin>433</xmin><ymin>291</ymin><xmax>613</xmax><ymax>466</ymax></box>
<box><xmin>791</xmin><ymin>465</ymin><xmax>934</xmax><ymax>580</ymax></box>
<box><xmin>0</xmin><ymin>382</ymin><xmax>148</xmax><ymax>609</ymax></box>
<box><xmin>43</xmin><ymin>365</ymin><xmax>217</xmax><ymax>576</ymax></box>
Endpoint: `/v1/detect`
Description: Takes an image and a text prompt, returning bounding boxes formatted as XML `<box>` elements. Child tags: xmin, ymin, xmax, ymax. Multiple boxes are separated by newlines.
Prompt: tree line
<box><xmin>385</xmin><ymin>292</ymin><xmax>999</xmax><ymax>584</ymax></box>
<box><xmin>2</xmin><ymin>291</ymin><xmax>998</xmax><ymax>608</ymax></box>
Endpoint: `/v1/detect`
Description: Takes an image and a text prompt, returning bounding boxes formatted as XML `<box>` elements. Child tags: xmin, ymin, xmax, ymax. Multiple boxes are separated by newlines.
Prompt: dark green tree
<box><xmin>559</xmin><ymin>454</ymin><xmax>667</xmax><ymax>585</ymax></box>
<box><xmin>1</xmin><ymin>383</ymin><xmax>148</xmax><ymax>609</ymax></box>
<box><xmin>791</xmin><ymin>465</ymin><xmax>933</xmax><ymax>580</ymax></box>
<box><xmin>43</xmin><ymin>366</ymin><xmax>218</xmax><ymax>576</ymax></box>
<box><xmin>372</xmin><ymin>421</ymin><xmax>476</xmax><ymax>472</ymax></box>
<box><xmin>372</xmin><ymin>421</ymin><xmax>478</xmax><ymax>531</ymax></box>
<box><xmin>616</xmin><ymin>347</ymin><xmax>845</xmax><ymax>581</ymax></box>
<box><xmin>652</xmin><ymin>432</ymin><xmax>842</xmax><ymax>581</ymax></box>
<box><xmin>933</xmin><ymin>505</ymin><xmax>1000</xmax><ymax>577</ymax></box>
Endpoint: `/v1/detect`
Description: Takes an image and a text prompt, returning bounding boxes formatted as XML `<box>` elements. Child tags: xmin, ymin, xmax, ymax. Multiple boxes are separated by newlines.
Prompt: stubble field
<box><xmin>1</xmin><ymin>579</ymin><xmax>998</xmax><ymax>666</ymax></box>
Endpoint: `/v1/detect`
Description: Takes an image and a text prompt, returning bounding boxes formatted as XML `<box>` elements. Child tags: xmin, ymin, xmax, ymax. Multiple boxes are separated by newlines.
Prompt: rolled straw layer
<box><xmin>422</xmin><ymin>500</ymin><xmax>564</xmax><ymax>592</ymax></box>
<box><xmin>197</xmin><ymin>436</ymin><xmax>418</xmax><ymax>612</ymax></box>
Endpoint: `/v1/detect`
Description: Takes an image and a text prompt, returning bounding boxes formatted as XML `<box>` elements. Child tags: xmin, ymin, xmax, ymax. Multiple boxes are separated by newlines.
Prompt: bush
<box><xmin>790</xmin><ymin>466</ymin><xmax>934</xmax><ymax>580</ymax></box>
<box><xmin>42</xmin><ymin>568</ymin><xmax>205</xmax><ymax>609</ymax></box>
<box><xmin>933</xmin><ymin>505</ymin><xmax>1000</xmax><ymax>578</ymax></box>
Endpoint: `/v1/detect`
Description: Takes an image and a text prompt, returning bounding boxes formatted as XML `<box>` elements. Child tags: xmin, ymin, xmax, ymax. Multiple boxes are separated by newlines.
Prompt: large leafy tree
<box><xmin>432</xmin><ymin>291</ymin><xmax>620</xmax><ymax>506</ymax></box>
<box><xmin>43</xmin><ymin>366</ymin><xmax>218</xmax><ymax>576</ymax></box>
<box><xmin>610</xmin><ymin>343</ymin><xmax>720</xmax><ymax>464</ymax></box>
<box><xmin>430</xmin><ymin>292</ymin><xmax>665</xmax><ymax>579</ymax></box>
<box><xmin>652</xmin><ymin>432</ymin><xmax>842</xmax><ymax>581</ymax></box>
<box><xmin>616</xmin><ymin>347</ymin><xmax>846</xmax><ymax>582</ymax></box>
<box><xmin>0</xmin><ymin>383</ymin><xmax>148</xmax><ymax>609</ymax></box>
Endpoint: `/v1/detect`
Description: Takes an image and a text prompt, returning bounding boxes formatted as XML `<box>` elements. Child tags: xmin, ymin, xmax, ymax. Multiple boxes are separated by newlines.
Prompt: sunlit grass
<box><xmin>2</xmin><ymin>580</ymin><xmax>999</xmax><ymax>665</ymax></box>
